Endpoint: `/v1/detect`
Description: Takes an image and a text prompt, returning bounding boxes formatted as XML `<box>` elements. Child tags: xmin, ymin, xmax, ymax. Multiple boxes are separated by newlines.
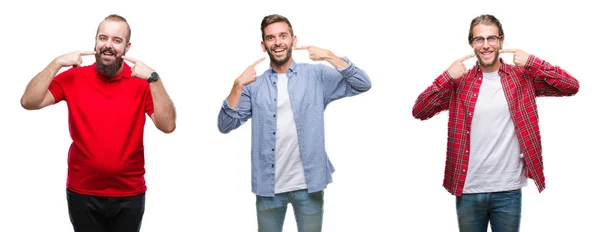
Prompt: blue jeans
<box><xmin>256</xmin><ymin>189</ymin><xmax>324</xmax><ymax>232</ymax></box>
<box><xmin>456</xmin><ymin>189</ymin><xmax>522</xmax><ymax>232</ymax></box>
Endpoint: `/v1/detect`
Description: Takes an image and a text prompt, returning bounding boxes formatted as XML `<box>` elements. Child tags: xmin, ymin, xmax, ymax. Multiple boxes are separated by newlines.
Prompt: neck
<box><xmin>479</xmin><ymin>60</ymin><xmax>501</xmax><ymax>73</ymax></box>
<box><xmin>271</xmin><ymin>58</ymin><xmax>293</xmax><ymax>74</ymax></box>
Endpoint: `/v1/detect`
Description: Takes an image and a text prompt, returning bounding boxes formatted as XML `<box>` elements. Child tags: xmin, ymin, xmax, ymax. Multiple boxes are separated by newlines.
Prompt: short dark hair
<box><xmin>260</xmin><ymin>14</ymin><xmax>293</xmax><ymax>40</ymax></box>
<box><xmin>96</xmin><ymin>14</ymin><xmax>131</xmax><ymax>42</ymax></box>
<box><xmin>468</xmin><ymin>14</ymin><xmax>504</xmax><ymax>44</ymax></box>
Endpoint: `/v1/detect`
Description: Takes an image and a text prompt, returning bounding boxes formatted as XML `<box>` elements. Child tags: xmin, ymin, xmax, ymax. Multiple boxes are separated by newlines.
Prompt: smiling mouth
<box><xmin>480</xmin><ymin>51</ymin><xmax>494</xmax><ymax>58</ymax></box>
<box><xmin>272</xmin><ymin>48</ymin><xmax>286</xmax><ymax>55</ymax></box>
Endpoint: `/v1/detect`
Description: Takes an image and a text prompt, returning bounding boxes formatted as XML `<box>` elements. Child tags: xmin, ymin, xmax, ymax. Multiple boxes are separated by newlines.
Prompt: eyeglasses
<box><xmin>471</xmin><ymin>35</ymin><xmax>502</xmax><ymax>46</ymax></box>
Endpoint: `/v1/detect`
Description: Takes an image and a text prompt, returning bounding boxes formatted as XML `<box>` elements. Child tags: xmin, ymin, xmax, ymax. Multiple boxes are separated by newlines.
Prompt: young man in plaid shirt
<box><xmin>412</xmin><ymin>14</ymin><xmax>579</xmax><ymax>232</ymax></box>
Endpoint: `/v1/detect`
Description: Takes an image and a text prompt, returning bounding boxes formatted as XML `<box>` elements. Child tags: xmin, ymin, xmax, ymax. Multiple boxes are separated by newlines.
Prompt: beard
<box><xmin>476</xmin><ymin>50</ymin><xmax>500</xmax><ymax>68</ymax></box>
<box><xmin>476</xmin><ymin>44</ymin><xmax>502</xmax><ymax>69</ymax></box>
<box><xmin>266</xmin><ymin>44</ymin><xmax>293</xmax><ymax>66</ymax></box>
<box><xmin>95</xmin><ymin>46</ymin><xmax>124</xmax><ymax>79</ymax></box>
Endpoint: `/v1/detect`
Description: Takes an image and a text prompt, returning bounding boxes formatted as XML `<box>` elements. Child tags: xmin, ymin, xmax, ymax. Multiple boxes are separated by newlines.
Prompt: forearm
<box><xmin>325</xmin><ymin>53</ymin><xmax>349</xmax><ymax>69</ymax></box>
<box><xmin>412</xmin><ymin>72</ymin><xmax>454</xmax><ymax>120</ymax></box>
<box><xmin>21</xmin><ymin>60</ymin><xmax>61</xmax><ymax>108</ymax></box>
<box><xmin>149</xmin><ymin>79</ymin><xmax>176</xmax><ymax>133</ymax></box>
<box><xmin>226</xmin><ymin>81</ymin><xmax>245</xmax><ymax>109</ymax></box>
<box><xmin>218</xmin><ymin>82</ymin><xmax>251</xmax><ymax>134</ymax></box>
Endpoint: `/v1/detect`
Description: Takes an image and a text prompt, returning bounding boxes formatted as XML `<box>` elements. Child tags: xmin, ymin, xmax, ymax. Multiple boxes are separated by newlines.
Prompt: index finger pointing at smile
<box><xmin>79</xmin><ymin>51</ymin><xmax>97</xmax><ymax>56</ymax></box>
<box><xmin>499</xmin><ymin>49</ymin><xmax>517</xmax><ymax>53</ymax></box>
<box><xmin>250</xmin><ymin>57</ymin><xmax>266</xmax><ymax>67</ymax></box>
<box><xmin>293</xmin><ymin>46</ymin><xmax>310</xmax><ymax>50</ymax></box>
<box><xmin>459</xmin><ymin>54</ymin><xmax>475</xmax><ymax>62</ymax></box>
<box><xmin>121</xmin><ymin>56</ymin><xmax>139</xmax><ymax>64</ymax></box>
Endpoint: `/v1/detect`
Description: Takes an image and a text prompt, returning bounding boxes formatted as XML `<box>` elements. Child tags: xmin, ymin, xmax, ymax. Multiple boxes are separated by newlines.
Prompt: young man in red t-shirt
<box><xmin>20</xmin><ymin>14</ymin><xmax>176</xmax><ymax>232</ymax></box>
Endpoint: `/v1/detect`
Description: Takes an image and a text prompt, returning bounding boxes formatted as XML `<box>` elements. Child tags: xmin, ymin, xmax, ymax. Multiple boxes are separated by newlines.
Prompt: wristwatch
<box><xmin>148</xmin><ymin>72</ymin><xmax>159</xmax><ymax>83</ymax></box>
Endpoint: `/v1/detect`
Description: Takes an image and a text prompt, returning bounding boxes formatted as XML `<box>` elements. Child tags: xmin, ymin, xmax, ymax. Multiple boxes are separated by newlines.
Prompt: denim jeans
<box><xmin>456</xmin><ymin>189</ymin><xmax>522</xmax><ymax>232</ymax></box>
<box><xmin>66</xmin><ymin>189</ymin><xmax>145</xmax><ymax>232</ymax></box>
<box><xmin>256</xmin><ymin>189</ymin><xmax>324</xmax><ymax>232</ymax></box>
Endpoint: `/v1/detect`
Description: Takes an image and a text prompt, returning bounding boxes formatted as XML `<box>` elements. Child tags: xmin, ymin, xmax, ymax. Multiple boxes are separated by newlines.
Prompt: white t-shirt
<box><xmin>463</xmin><ymin>71</ymin><xmax>528</xmax><ymax>193</ymax></box>
<box><xmin>274</xmin><ymin>73</ymin><xmax>308</xmax><ymax>194</ymax></box>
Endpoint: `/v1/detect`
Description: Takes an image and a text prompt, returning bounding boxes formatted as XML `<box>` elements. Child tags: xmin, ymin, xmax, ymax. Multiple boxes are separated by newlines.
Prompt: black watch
<box><xmin>148</xmin><ymin>72</ymin><xmax>159</xmax><ymax>83</ymax></box>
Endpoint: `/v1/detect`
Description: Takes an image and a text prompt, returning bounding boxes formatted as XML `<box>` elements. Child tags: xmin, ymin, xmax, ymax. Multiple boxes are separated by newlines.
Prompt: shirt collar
<box><xmin>268</xmin><ymin>59</ymin><xmax>298</xmax><ymax>77</ymax></box>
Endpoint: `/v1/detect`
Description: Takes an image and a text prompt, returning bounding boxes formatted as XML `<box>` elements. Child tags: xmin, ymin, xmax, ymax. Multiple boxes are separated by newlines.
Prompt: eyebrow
<box><xmin>266</xmin><ymin>32</ymin><xmax>289</xmax><ymax>37</ymax></box>
<box><xmin>98</xmin><ymin>34</ymin><xmax>124</xmax><ymax>40</ymax></box>
<box><xmin>473</xmin><ymin>35</ymin><xmax>500</xmax><ymax>38</ymax></box>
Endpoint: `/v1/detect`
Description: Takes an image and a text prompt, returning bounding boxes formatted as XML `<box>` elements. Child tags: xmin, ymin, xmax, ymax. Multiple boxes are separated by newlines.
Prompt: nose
<box><xmin>101</xmin><ymin>40</ymin><xmax>114</xmax><ymax>51</ymax></box>
<box><xmin>482</xmin><ymin>39</ymin><xmax>490</xmax><ymax>49</ymax></box>
<box><xmin>274</xmin><ymin>37</ymin><xmax>283</xmax><ymax>46</ymax></box>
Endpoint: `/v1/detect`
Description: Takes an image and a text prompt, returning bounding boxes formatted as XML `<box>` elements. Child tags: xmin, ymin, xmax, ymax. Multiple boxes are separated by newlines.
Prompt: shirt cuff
<box><xmin>436</xmin><ymin>71</ymin><xmax>456</xmax><ymax>87</ymax></box>
<box><xmin>524</xmin><ymin>54</ymin><xmax>541</xmax><ymax>70</ymax></box>
<box><xmin>221</xmin><ymin>99</ymin><xmax>240</xmax><ymax>118</ymax></box>
<box><xmin>336</xmin><ymin>56</ymin><xmax>355</xmax><ymax>75</ymax></box>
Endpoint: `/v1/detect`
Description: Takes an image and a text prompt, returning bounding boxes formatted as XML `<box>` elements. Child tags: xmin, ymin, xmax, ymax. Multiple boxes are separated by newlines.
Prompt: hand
<box><xmin>500</xmin><ymin>49</ymin><xmax>529</xmax><ymax>67</ymax></box>
<box><xmin>122</xmin><ymin>56</ymin><xmax>155</xmax><ymax>80</ymax></box>
<box><xmin>235</xmin><ymin>57</ymin><xmax>266</xmax><ymax>87</ymax></box>
<box><xmin>447</xmin><ymin>54</ymin><xmax>475</xmax><ymax>79</ymax></box>
<box><xmin>54</xmin><ymin>50</ymin><xmax>96</xmax><ymax>68</ymax></box>
<box><xmin>294</xmin><ymin>45</ymin><xmax>332</xmax><ymax>61</ymax></box>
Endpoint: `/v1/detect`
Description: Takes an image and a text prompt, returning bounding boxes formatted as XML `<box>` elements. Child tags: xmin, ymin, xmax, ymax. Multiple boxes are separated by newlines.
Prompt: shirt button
<box><xmin>273</xmin><ymin>132</ymin><xmax>276</xmax><ymax>135</ymax></box>
<box><xmin>478</xmin><ymin>78</ymin><xmax>482</xmax><ymax>80</ymax></box>
<box><xmin>273</xmin><ymin>82</ymin><xmax>276</xmax><ymax>84</ymax></box>
<box><xmin>273</xmin><ymin>115</ymin><xmax>276</xmax><ymax>117</ymax></box>
<box><xmin>272</xmin><ymin>148</ymin><xmax>275</xmax><ymax>151</ymax></box>
<box><xmin>271</xmin><ymin>164</ymin><xmax>274</xmax><ymax>168</ymax></box>
<box><xmin>466</xmin><ymin>131</ymin><xmax>469</xmax><ymax>134</ymax></box>
<box><xmin>466</xmin><ymin>150</ymin><xmax>469</xmax><ymax>153</ymax></box>
<box><xmin>462</xmin><ymin>169</ymin><xmax>466</xmax><ymax>172</ymax></box>
<box><xmin>469</xmin><ymin>113</ymin><xmax>472</xmax><ymax>116</ymax></box>
<box><xmin>473</xmin><ymin>94</ymin><xmax>477</xmax><ymax>97</ymax></box>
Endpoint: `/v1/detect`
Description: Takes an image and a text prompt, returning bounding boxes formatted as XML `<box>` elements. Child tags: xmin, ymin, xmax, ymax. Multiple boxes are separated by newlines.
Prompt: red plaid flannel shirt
<box><xmin>412</xmin><ymin>55</ymin><xmax>579</xmax><ymax>196</ymax></box>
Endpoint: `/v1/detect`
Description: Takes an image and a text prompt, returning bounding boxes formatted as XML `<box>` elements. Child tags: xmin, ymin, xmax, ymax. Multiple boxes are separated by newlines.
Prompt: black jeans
<box><xmin>66</xmin><ymin>189</ymin><xmax>145</xmax><ymax>232</ymax></box>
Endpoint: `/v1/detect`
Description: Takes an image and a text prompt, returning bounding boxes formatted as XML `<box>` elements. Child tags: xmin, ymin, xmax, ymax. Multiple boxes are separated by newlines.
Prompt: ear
<box><xmin>292</xmin><ymin>35</ymin><xmax>297</xmax><ymax>47</ymax></box>
<box><xmin>261</xmin><ymin>41</ymin><xmax>266</xmax><ymax>52</ymax></box>
<box><xmin>125</xmin><ymin>42</ymin><xmax>131</xmax><ymax>53</ymax></box>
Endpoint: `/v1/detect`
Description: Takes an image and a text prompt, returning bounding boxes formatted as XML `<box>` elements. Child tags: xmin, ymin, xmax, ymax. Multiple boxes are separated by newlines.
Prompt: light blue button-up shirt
<box><xmin>218</xmin><ymin>57</ymin><xmax>371</xmax><ymax>197</ymax></box>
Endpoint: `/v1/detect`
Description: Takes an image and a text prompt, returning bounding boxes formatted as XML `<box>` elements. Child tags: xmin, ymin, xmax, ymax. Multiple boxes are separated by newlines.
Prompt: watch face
<box><xmin>148</xmin><ymin>72</ymin><xmax>158</xmax><ymax>82</ymax></box>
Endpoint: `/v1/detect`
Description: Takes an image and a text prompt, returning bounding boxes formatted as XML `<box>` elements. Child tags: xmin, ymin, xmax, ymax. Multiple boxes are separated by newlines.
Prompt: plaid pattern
<box><xmin>412</xmin><ymin>55</ymin><xmax>579</xmax><ymax>196</ymax></box>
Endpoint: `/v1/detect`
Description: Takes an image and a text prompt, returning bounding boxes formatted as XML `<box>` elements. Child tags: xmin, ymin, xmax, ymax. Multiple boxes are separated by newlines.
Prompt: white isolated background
<box><xmin>0</xmin><ymin>0</ymin><xmax>597</xmax><ymax>231</ymax></box>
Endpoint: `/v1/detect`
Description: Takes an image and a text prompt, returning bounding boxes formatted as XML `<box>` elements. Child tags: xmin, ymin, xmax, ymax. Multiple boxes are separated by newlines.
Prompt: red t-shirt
<box><xmin>48</xmin><ymin>63</ymin><xmax>154</xmax><ymax>197</ymax></box>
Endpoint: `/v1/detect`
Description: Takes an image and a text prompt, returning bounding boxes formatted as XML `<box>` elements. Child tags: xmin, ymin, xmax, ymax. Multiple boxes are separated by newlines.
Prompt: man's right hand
<box><xmin>234</xmin><ymin>57</ymin><xmax>266</xmax><ymax>87</ymax></box>
<box><xmin>54</xmin><ymin>50</ymin><xmax>97</xmax><ymax>68</ymax></box>
<box><xmin>447</xmin><ymin>54</ymin><xmax>475</xmax><ymax>79</ymax></box>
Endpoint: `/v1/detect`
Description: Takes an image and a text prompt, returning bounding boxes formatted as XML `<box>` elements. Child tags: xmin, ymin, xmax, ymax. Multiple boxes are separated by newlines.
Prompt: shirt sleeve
<box><xmin>217</xmin><ymin>85</ymin><xmax>252</xmax><ymax>134</ymax></box>
<box><xmin>320</xmin><ymin>57</ymin><xmax>372</xmax><ymax>106</ymax></box>
<box><xmin>48</xmin><ymin>68</ymin><xmax>77</xmax><ymax>103</ymax></box>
